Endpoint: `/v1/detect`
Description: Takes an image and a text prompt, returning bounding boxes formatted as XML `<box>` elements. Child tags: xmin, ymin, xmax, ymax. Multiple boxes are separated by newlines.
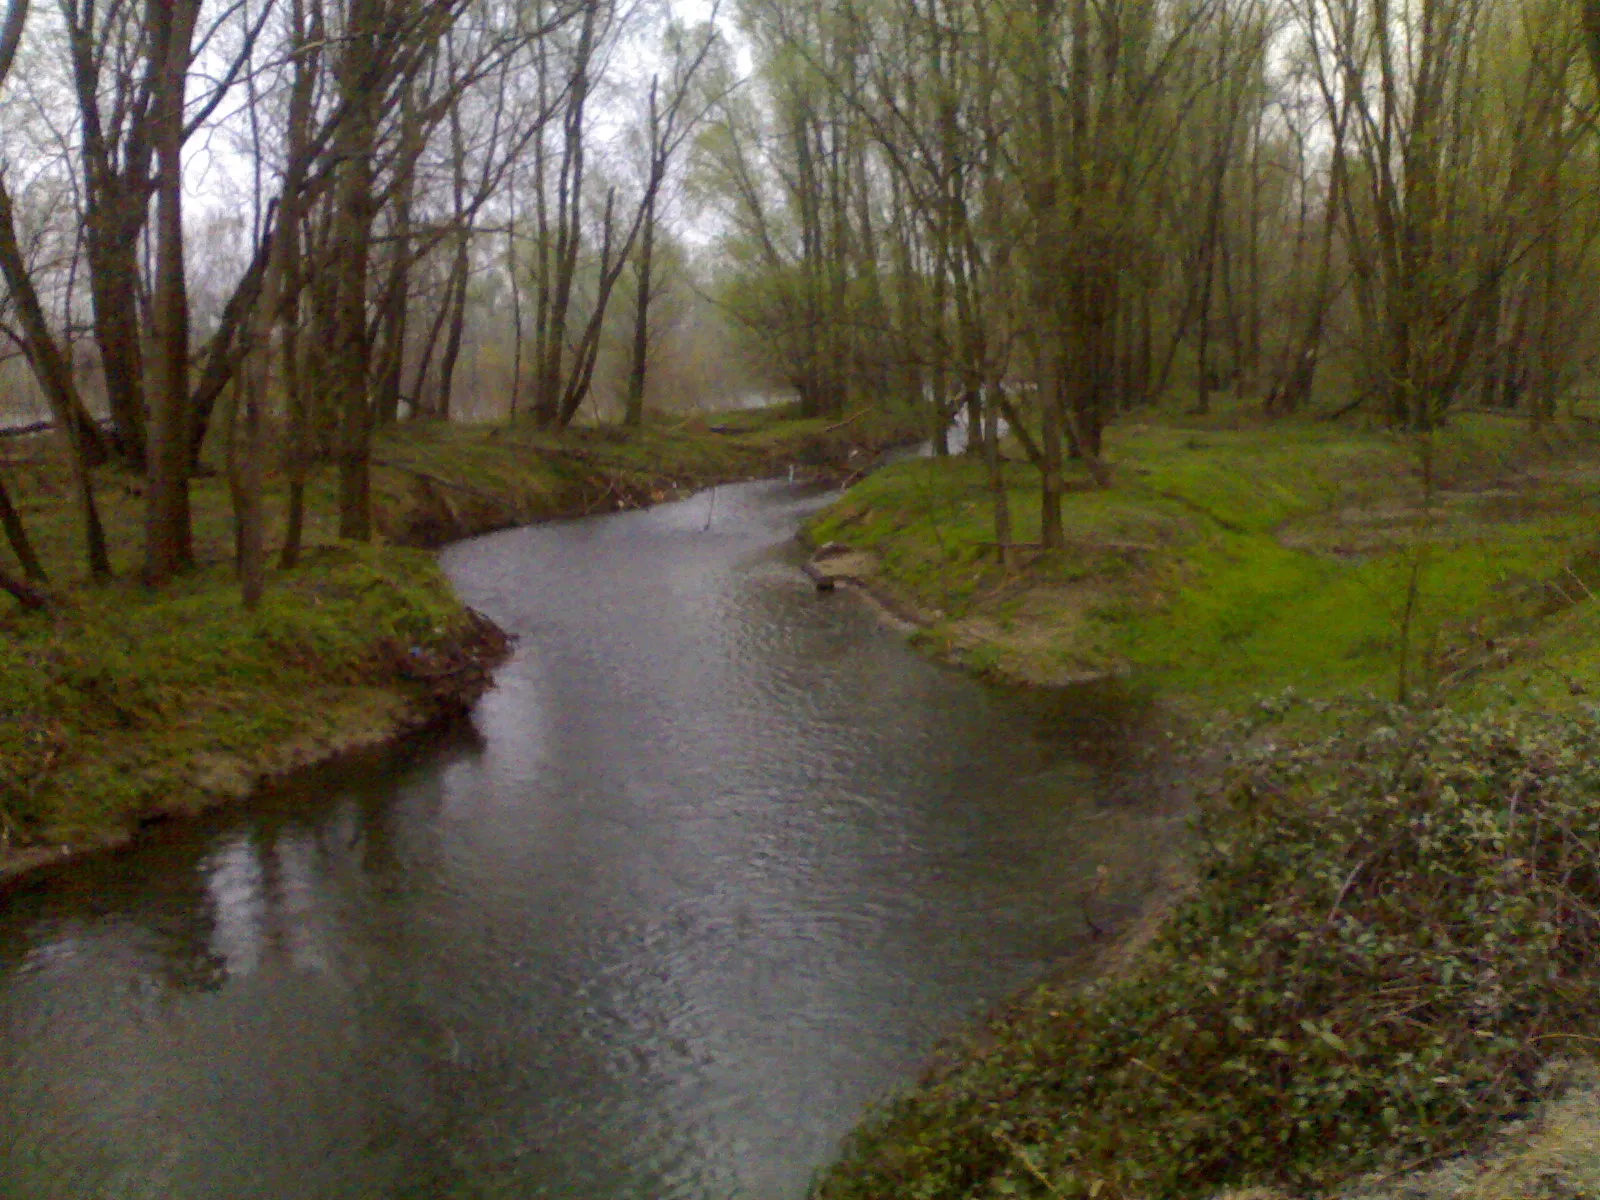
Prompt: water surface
<box><xmin>0</xmin><ymin>481</ymin><xmax>1175</xmax><ymax>1199</ymax></box>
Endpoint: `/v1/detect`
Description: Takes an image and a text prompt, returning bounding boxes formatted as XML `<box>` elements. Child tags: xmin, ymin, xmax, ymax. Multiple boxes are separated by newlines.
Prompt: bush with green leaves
<box><xmin>817</xmin><ymin>702</ymin><xmax>1600</xmax><ymax>1199</ymax></box>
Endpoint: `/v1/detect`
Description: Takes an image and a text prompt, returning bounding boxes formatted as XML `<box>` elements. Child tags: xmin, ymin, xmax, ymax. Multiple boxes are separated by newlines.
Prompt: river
<box><xmin>0</xmin><ymin>480</ymin><xmax>1177</xmax><ymax>1199</ymax></box>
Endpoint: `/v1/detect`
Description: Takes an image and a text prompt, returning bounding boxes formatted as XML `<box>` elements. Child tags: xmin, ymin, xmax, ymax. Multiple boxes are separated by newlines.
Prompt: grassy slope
<box><xmin>1</xmin><ymin>545</ymin><xmax>487</xmax><ymax>851</ymax></box>
<box><xmin>806</xmin><ymin>409</ymin><xmax>1600</xmax><ymax>1199</ymax></box>
<box><xmin>807</xmin><ymin>413</ymin><xmax>1600</xmax><ymax>713</ymax></box>
<box><xmin>1</xmin><ymin>407</ymin><xmax>915</xmax><ymax>866</ymax></box>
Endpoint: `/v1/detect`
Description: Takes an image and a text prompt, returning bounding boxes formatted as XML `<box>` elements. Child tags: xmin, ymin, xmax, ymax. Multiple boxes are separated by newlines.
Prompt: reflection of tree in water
<box><xmin>1012</xmin><ymin>676</ymin><xmax>1161</xmax><ymax>771</ymax></box>
<box><xmin>0</xmin><ymin>837</ymin><xmax>229</xmax><ymax>994</ymax></box>
<box><xmin>0</xmin><ymin>719</ymin><xmax>490</xmax><ymax>1000</ymax></box>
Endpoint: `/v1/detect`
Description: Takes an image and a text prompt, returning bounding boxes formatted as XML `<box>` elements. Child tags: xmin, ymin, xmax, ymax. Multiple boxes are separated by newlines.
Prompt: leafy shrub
<box><xmin>818</xmin><ymin>702</ymin><xmax>1600</xmax><ymax>1199</ymax></box>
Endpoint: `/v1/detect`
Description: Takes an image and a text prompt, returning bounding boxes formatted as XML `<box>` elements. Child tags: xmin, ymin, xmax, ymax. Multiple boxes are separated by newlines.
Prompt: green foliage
<box><xmin>817</xmin><ymin>702</ymin><xmax>1600</xmax><ymax>1200</ymax></box>
<box><xmin>0</xmin><ymin>546</ymin><xmax>468</xmax><ymax>843</ymax></box>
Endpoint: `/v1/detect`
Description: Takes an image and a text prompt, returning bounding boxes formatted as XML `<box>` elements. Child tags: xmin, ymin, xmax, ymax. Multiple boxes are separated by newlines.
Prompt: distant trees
<box><xmin>698</xmin><ymin>0</ymin><xmax>1600</xmax><ymax>545</ymax></box>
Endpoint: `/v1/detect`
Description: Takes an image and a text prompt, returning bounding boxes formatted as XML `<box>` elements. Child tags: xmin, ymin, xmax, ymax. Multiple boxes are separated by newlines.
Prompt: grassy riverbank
<box><xmin>806</xmin><ymin>413</ymin><xmax>1600</xmax><ymax>710</ymax></box>
<box><xmin>808</xmin><ymin>409</ymin><xmax>1600</xmax><ymax>1198</ymax></box>
<box><xmin>0</xmin><ymin>406</ymin><xmax>915</xmax><ymax>879</ymax></box>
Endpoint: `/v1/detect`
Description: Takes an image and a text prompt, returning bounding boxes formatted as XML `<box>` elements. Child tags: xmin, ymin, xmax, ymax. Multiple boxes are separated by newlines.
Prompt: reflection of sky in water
<box><xmin>203</xmin><ymin>830</ymin><xmax>338</xmax><ymax>977</ymax></box>
<box><xmin>0</xmin><ymin>481</ymin><xmax>1179</xmax><ymax>1200</ymax></box>
<box><xmin>206</xmin><ymin>835</ymin><xmax>267</xmax><ymax>977</ymax></box>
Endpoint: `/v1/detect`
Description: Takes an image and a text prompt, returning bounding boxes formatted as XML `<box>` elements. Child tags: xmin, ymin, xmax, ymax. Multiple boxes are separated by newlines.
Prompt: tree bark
<box><xmin>331</xmin><ymin>0</ymin><xmax>382</xmax><ymax>541</ymax></box>
<box><xmin>0</xmin><ymin>469</ymin><xmax>45</xmax><ymax>583</ymax></box>
<box><xmin>143</xmin><ymin>0</ymin><xmax>200</xmax><ymax>585</ymax></box>
<box><xmin>623</xmin><ymin>80</ymin><xmax>661</xmax><ymax>430</ymax></box>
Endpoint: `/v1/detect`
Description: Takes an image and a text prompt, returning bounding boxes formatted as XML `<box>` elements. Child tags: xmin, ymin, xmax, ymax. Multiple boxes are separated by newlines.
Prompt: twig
<box><xmin>1326</xmin><ymin>393</ymin><xmax>1369</xmax><ymax>421</ymax></box>
<box><xmin>992</xmin><ymin>1129</ymin><xmax>1069</xmax><ymax>1199</ymax></box>
<box><xmin>1129</xmin><ymin>1056</ymin><xmax>1209</xmax><ymax>1105</ymax></box>
<box><xmin>1326</xmin><ymin>855</ymin><xmax>1372</xmax><ymax>929</ymax></box>
<box><xmin>821</xmin><ymin>406</ymin><xmax>873</xmax><ymax>434</ymax></box>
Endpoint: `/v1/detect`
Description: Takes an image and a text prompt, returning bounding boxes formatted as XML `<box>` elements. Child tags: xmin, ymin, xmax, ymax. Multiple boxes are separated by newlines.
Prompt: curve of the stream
<box><xmin>0</xmin><ymin>480</ymin><xmax>1174</xmax><ymax>1199</ymax></box>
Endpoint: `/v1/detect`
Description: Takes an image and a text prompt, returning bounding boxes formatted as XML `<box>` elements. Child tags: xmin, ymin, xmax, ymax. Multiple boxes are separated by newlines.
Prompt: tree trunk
<box><xmin>433</xmin><ymin>84</ymin><xmax>472</xmax><ymax>422</ymax></box>
<box><xmin>0</xmin><ymin>469</ymin><xmax>45</xmax><ymax>583</ymax></box>
<box><xmin>278</xmin><ymin>0</ymin><xmax>321</xmax><ymax>570</ymax></box>
<box><xmin>372</xmin><ymin>77</ymin><xmax>422</xmax><ymax>428</ymax></box>
<box><xmin>508</xmin><ymin>172</ymin><xmax>524</xmax><ymax>420</ymax></box>
<box><xmin>143</xmin><ymin>0</ymin><xmax>200</xmax><ymax>585</ymax></box>
<box><xmin>623</xmin><ymin>185</ymin><xmax>655</xmax><ymax>428</ymax></box>
<box><xmin>331</xmin><ymin>0</ymin><xmax>381</xmax><ymax>542</ymax></box>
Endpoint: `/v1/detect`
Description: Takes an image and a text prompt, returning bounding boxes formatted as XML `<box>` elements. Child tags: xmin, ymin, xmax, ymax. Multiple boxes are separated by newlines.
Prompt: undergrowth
<box><xmin>816</xmin><ymin>700</ymin><xmax>1600</xmax><ymax>1199</ymax></box>
<box><xmin>0</xmin><ymin>545</ymin><xmax>474</xmax><ymax>844</ymax></box>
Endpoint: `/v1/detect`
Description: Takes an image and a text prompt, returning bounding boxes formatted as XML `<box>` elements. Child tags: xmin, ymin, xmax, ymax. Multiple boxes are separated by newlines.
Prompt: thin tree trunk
<box><xmin>624</xmin><ymin>186</ymin><xmax>655</xmax><ymax>427</ymax></box>
<box><xmin>279</xmin><ymin>0</ymin><xmax>320</xmax><ymax>569</ymax></box>
<box><xmin>0</xmin><ymin>470</ymin><xmax>45</xmax><ymax>583</ymax></box>
<box><xmin>623</xmin><ymin>79</ymin><xmax>660</xmax><ymax>429</ymax></box>
<box><xmin>508</xmin><ymin>171</ymin><xmax>524</xmax><ymax>420</ymax></box>
<box><xmin>433</xmin><ymin>82</ymin><xmax>471</xmax><ymax>422</ymax></box>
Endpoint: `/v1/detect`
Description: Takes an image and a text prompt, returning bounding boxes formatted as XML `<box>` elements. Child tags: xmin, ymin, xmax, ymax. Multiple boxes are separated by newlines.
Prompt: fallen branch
<box><xmin>821</xmin><ymin>407</ymin><xmax>874</xmax><ymax>434</ymax></box>
<box><xmin>1326</xmin><ymin>392</ymin><xmax>1369</xmax><ymax>421</ymax></box>
<box><xmin>371</xmin><ymin>458</ymin><xmax>513</xmax><ymax>506</ymax></box>
<box><xmin>836</xmin><ymin>464</ymin><xmax>871</xmax><ymax>490</ymax></box>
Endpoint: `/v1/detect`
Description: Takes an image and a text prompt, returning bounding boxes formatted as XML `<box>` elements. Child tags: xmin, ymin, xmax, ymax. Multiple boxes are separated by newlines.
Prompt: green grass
<box><xmin>815</xmin><ymin>703</ymin><xmax>1600</xmax><ymax>1200</ymax></box>
<box><xmin>0</xmin><ymin>544</ymin><xmax>472</xmax><ymax>844</ymax></box>
<box><xmin>807</xmin><ymin>413</ymin><xmax>1600</xmax><ymax>712</ymax></box>
<box><xmin>1</xmin><ymin>405</ymin><xmax>921</xmax><ymax>854</ymax></box>
<box><xmin>807</xmin><ymin>407</ymin><xmax>1600</xmax><ymax>1200</ymax></box>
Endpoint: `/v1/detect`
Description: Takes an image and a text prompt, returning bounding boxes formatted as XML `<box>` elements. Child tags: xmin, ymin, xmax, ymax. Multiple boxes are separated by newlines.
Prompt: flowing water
<box><xmin>0</xmin><ymin>480</ymin><xmax>1178</xmax><ymax>1200</ymax></box>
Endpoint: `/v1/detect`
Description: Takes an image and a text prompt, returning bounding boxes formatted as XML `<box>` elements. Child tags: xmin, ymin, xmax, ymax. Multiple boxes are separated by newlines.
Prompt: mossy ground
<box><xmin>1</xmin><ymin>406</ymin><xmax>915</xmax><ymax>867</ymax></box>
<box><xmin>0</xmin><ymin>544</ymin><xmax>485</xmax><ymax>852</ymax></box>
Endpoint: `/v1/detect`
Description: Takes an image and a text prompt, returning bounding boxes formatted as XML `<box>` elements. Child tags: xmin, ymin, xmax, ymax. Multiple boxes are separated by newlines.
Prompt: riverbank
<box><xmin>807</xmin><ymin>410</ymin><xmax>1600</xmax><ymax>1198</ymax></box>
<box><xmin>805</xmin><ymin>413</ymin><xmax>1600</xmax><ymax>710</ymax></box>
<box><xmin>0</xmin><ymin>407</ymin><xmax>916</xmax><ymax>884</ymax></box>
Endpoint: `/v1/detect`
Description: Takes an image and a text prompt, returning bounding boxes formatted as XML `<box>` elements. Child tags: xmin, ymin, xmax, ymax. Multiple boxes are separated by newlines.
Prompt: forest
<box><xmin>0</xmin><ymin>0</ymin><xmax>1596</xmax><ymax>610</ymax></box>
<box><xmin>8</xmin><ymin>0</ymin><xmax>1600</xmax><ymax>1194</ymax></box>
